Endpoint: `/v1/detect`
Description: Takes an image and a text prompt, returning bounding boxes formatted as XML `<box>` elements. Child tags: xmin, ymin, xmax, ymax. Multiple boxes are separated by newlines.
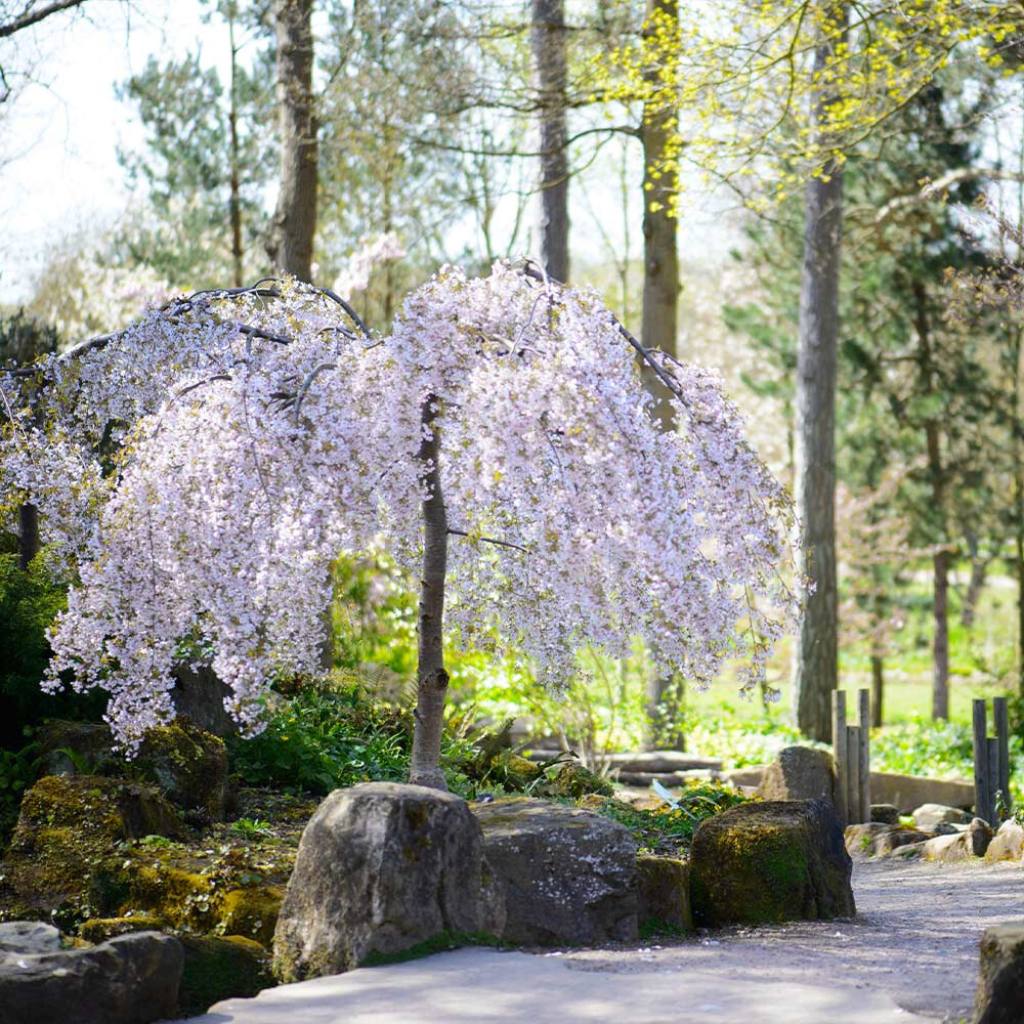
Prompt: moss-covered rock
<box><xmin>690</xmin><ymin>799</ymin><xmax>855</xmax><ymax>928</ymax></box>
<box><xmin>137</xmin><ymin>721</ymin><xmax>229</xmax><ymax>820</ymax></box>
<box><xmin>36</xmin><ymin>721</ymin><xmax>119</xmax><ymax>777</ymax></box>
<box><xmin>178</xmin><ymin>934</ymin><xmax>274</xmax><ymax>1016</ymax></box>
<box><xmin>1</xmin><ymin>775</ymin><xmax>183</xmax><ymax>923</ymax></box>
<box><xmin>78</xmin><ymin>914</ymin><xmax>167</xmax><ymax>944</ymax></box>
<box><xmin>636</xmin><ymin>854</ymin><xmax>692</xmax><ymax>935</ymax></box>
<box><xmin>217</xmin><ymin>886</ymin><xmax>284</xmax><ymax>946</ymax></box>
<box><xmin>540</xmin><ymin>760</ymin><xmax>614</xmax><ymax>799</ymax></box>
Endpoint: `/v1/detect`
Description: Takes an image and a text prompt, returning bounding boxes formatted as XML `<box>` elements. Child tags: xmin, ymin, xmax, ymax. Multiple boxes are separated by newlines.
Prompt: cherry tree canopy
<box><xmin>1</xmin><ymin>263</ymin><xmax>798</xmax><ymax>752</ymax></box>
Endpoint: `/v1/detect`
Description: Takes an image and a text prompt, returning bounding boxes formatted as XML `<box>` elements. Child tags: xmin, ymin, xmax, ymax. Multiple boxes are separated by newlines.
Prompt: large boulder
<box><xmin>922</xmin><ymin>818</ymin><xmax>993</xmax><ymax>863</ymax></box>
<box><xmin>974</xmin><ymin>924</ymin><xmax>1024</xmax><ymax>1024</ymax></box>
<box><xmin>272</xmin><ymin>783</ymin><xmax>505</xmax><ymax>982</ymax></box>
<box><xmin>472</xmin><ymin>797</ymin><xmax>638</xmax><ymax>946</ymax></box>
<box><xmin>34</xmin><ymin>718</ymin><xmax>229</xmax><ymax>820</ymax></box>
<box><xmin>913</xmin><ymin>803</ymin><xmax>973</xmax><ymax>830</ymax></box>
<box><xmin>0</xmin><ymin>930</ymin><xmax>183</xmax><ymax>1024</ymax></box>
<box><xmin>756</xmin><ymin>747</ymin><xmax>838</xmax><ymax>810</ymax></box>
<box><xmin>985</xmin><ymin>820</ymin><xmax>1024</xmax><ymax>864</ymax></box>
<box><xmin>690</xmin><ymin>799</ymin><xmax>855</xmax><ymax>927</ymax></box>
<box><xmin>0</xmin><ymin>921</ymin><xmax>62</xmax><ymax>955</ymax></box>
<box><xmin>2</xmin><ymin>775</ymin><xmax>182</xmax><ymax>920</ymax></box>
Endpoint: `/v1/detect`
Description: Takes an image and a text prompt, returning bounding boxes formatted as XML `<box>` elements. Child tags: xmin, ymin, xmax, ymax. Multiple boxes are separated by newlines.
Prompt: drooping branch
<box><xmin>0</xmin><ymin>0</ymin><xmax>89</xmax><ymax>39</ymax></box>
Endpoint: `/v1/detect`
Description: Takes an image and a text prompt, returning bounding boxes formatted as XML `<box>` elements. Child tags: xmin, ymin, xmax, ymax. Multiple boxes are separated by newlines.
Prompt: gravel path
<box><xmin>566</xmin><ymin>859</ymin><xmax>1024</xmax><ymax>1022</ymax></box>
<box><xmin>180</xmin><ymin>859</ymin><xmax>1024</xmax><ymax>1024</ymax></box>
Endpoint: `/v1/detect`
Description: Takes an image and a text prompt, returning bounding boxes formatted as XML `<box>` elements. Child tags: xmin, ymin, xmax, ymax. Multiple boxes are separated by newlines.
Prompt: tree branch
<box><xmin>0</xmin><ymin>0</ymin><xmax>89</xmax><ymax>39</ymax></box>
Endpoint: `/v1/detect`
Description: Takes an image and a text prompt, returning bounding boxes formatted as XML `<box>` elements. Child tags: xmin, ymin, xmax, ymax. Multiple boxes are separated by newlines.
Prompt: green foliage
<box><xmin>229</xmin><ymin>817</ymin><xmax>273</xmax><ymax>838</ymax></box>
<box><xmin>228</xmin><ymin>680</ymin><xmax>411</xmax><ymax>795</ymax></box>
<box><xmin>0</xmin><ymin>552</ymin><xmax>103</xmax><ymax>747</ymax></box>
<box><xmin>868</xmin><ymin>717</ymin><xmax>977</xmax><ymax>779</ymax></box>
<box><xmin>592</xmin><ymin>782</ymin><xmax>748</xmax><ymax>856</ymax></box>
<box><xmin>0</xmin><ymin>740</ymin><xmax>40</xmax><ymax>848</ymax></box>
<box><xmin>682</xmin><ymin>703</ymin><xmax>810</xmax><ymax>768</ymax></box>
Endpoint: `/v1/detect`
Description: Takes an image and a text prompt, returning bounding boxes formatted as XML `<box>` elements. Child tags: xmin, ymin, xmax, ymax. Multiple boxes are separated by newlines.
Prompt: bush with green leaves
<box><xmin>227</xmin><ymin>677</ymin><xmax>478</xmax><ymax>797</ymax></box>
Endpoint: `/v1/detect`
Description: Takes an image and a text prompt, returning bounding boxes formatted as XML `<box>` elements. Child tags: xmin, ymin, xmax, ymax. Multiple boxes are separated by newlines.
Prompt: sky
<box><xmin>0</xmin><ymin>2</ymin><xmax>226</xmax><ymax>303</ymax></box>
<box><xmin>0</xmin><ymin>0</ymin><xmax>737</xmax><ymax>310</ymax></box>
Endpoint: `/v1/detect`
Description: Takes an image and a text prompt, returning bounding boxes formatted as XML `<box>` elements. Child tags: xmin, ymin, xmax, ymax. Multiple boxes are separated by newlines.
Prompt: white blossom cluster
<box><xmin>1</xmin><ymin>265</ymin><xmax>798</xmax><ymax>750</ymax></box>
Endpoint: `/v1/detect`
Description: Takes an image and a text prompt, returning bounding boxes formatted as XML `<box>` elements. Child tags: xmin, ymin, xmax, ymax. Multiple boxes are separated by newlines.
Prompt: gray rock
<box><xmin>273</xmin><ymin>783</ymin><xmax>505</xmax><ymax>982</ymax></box>
<box><xmin>890</xmin><ymin>841</ymin><xmax>927</xmax><ymax>860</ymax></box>
<box><xmin>934</xmin><ymin>821</ymin><xmax>967</xmax><ymax>836</ymax></box>
<box><xmin>0</xmin><ymin>931</ymin><xmax>183</xmax><ymax>1024</ymax></box>
<box><xmin>974</xmin><ymin>923</ymin><xmax>1024</xmax><ymax>1023</ymax></box>
<box><xmin>874</xmin><ymin>828</ymin><xmax>930</xmax><ymax>857</ymax></box>
<box><xmin>913</xmin><ymin>802</ymin><xmax>973</xmax><ymax>830</ymax></box>
<box><xmin>0</xmin><ymin>921</ymin><xmax>62</xmax><ymax>955</ymax></box>
<box><xmin>472</xmin><ymin>797</ymin><xmax>638</xmax><ymax>945</ymax></box>
<box><xmin>756</xmin><ymin>747</ymin><xmax>837</xmax><ymax>810</ymax></box>
<box><xmin>985</xmin><ymin>820</ymin><xmax>1024</xmax><ymax>864</ymax></box>
<box><xmin>872</xmin><ymin>773</ymin><xmax>974</xmax><ymax>814</ymax></box>
<box><xmin>923</xmin><ymin>818</ymin><xmax>993</xmax><ymax>862</ymax></box>
<box><xmin>690</xmin><ymin>800</ymin><xmax>855</xmax><ymax>927</ymax></box>
<box><xmin>870</xmin><ymin>804</ymin><xmax>901</xmax><ymax>826</ymax></box>
<box><xmin>844</xmin><ymin>822</ymin><xmax>891</xmax><ymax>860</ymax></box>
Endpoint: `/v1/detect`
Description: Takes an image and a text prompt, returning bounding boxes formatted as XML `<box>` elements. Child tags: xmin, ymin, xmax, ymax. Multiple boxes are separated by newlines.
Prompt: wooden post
<box><xmin>832</xmin><ymin>690</ymin><xmax>847</xmax><ymax>826</ymax></box>
<box><xmin>973</xmin><ymin>699</ymin><xmax>989</xmax><ymax>823</ymax></box>
<box><xmin>846</xmin><ymin>725</ymin><xmax>861</xmax><ymax>824</ymax></box>
<box><xmin>987</xmin><ymin>737</ymin><xmax>1000</xmax><ymax>825</ymax></box>
<box><xmin>994</xmin><ymin>696</ymin><xmax>1011</xmax><ymax>819</ymax></box>
<box><xmin>858</xmin><ymin>688</ymin><xmax>870</xmax><ymax>823</ymax></box>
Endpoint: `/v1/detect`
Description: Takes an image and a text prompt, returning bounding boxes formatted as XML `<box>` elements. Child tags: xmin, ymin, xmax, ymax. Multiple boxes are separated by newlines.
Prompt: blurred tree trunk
<box><xmin>640</xmin><ymin>0</ymin><xmax>682</xmax><ymax>747</ymax></box>
<box><xmin>793</xmin><ymin>1</ymin><xmax>848</xmax><ymax>743</ymax></box>
<box><xmin>531</xmin><ymin>0</ymin><xmax>570</xmax><ymax>282</ymax></box>
<box><xmin>914</xmin><ymin>279</ymin><xmax>950</xmax><ymax>720</ymax></box>
<box><xmin>18</xmin><ymin>503</ymin><xmax>39</xmax><ymax>570</ymax></box>
<box><xmin>228</xmin><ymin>7</ymin><xmax>244</xmax><ymax>288</ymax></box>
<box><xmin>268</xmin><ymin>0</ymin><xmax>317</xmax><ymax>281</ymax></box>
<box><xmin>960</xmin><ymin>532</ymin><xmax>988</xmax><ymax>630</ymax></box>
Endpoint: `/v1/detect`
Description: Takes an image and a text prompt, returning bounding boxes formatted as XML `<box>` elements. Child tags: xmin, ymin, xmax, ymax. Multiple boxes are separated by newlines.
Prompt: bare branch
<box><xmin>447</xmin><ymin>527</ymin><xmax>528</xmax><ymax>553</ymax></box>
<box><xmin>0</xmin><ymin>0</ymin><xmax>89</xmax><ymax>40</ymax></box>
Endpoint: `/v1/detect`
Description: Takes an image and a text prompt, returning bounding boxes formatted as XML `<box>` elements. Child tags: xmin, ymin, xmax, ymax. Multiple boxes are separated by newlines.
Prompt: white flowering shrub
<box><xmin>1</xmin><ymin>264</ymin><xmax>798</xmax><ymax>780</ymax></box>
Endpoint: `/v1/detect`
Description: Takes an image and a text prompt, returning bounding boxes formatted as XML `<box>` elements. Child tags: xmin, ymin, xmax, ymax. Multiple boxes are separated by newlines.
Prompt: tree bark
<box><xmin>914</xmin><ymin>279</ymin><xmax>950</xmax><ymax>720</ymax></box>
<box><xmin>639</xmin><ymin>0</ymin><xmax>681</xmax><ymax>747</ymax></box>
<box><xmin>531</xmin><ymin>0</ymin><xmax>570</xmax><ymax>282</ymax></box>
<box><xmin>268</xmin><ymin>0</ymin><xmax>317</xmax><ymax>282</ymax></box>
<box><xmin>792</xmin><ymin>2</ymin><xmax>847</xmax><ymax>743</ymax></box>
<box><xmin>18</xmin><ymin>502</ymin><xmax>39</xmax><ymax>570</ymax></box>
<box><xmin>228</xmin><ymin>9</ymin><xmax>244</xmax><ymax>289</ymax></box>
<box><xmin>639</xmin><ymin>0</ymin><xmax>680</xmax><ymax>425</ymax></box>
<box><xmin>960</xmin><ymin>538</ymin><xmax>987</xmax><ymax>630</ymax></box>
<box><xmin>410</xmin><ymin>395</ymin><xmax>449</xmax><ymax>790</ymax></box>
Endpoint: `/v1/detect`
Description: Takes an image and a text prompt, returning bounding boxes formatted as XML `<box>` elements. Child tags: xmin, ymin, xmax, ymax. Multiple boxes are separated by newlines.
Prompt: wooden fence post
<box><xmin>994</xmin><ymin>696</ymin><xmax>1011</xmax><ymax>821</ymax></box>
<box><xmin>973</xmin><ymin>699</ymin><xmax>990</xmax><ymax>824</ymax></box>
<box><xmin>858</xmin><ymin>688</ymin><xmax>870</xmax><ymax>824</ymax></box>
<box><xmin>846</xmin><ymin>724</ymin><xmax>860</xmax><ymax>824</ymax></box>
<box><xmin>832</xmin><ymin>690</ymin><xmax>847</xmax><ymax>826</ymax></box>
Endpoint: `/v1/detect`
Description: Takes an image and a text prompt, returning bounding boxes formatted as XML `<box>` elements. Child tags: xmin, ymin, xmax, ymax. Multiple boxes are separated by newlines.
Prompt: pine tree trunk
<box><xmin>639</xmin><ymin>0</ymin><xmax>679</xmax><ymax>423</ymax></box>
<box><xmin>932</xmin><ymin>548</ymin><xmax>950</xmax><ymax>720</ymax></box>
<box><xmin>531</xmin><ymin>0</ymin><xmax>569</xmax><ymax>282</ymax></box>
<box><xmin>228</xmin><ymin>10</ymin><xmax>244</xmax><ymax>289</ymax></box>
<box><xmin>410</xmin><ymin>395</ymin><xmax>449</xmax><ymax>790</ymax></box>
<box><xmin>640</xmin><ymin>0</ymin><xmax>681</xmax><ymax>747</ymax></box>
<box><xmin>792</xmin><ymin>2</ymin><xmax>847</xmax><ymax>743</ymax></box>
<box><xmin>961</xmin><ymin>548</ymin><xmax>987</xmax><ymax>630</ymax></box>
<box><xmin>268</xmin><ymin>0</ymin><xmax>317</xmax><ymax>282</ymax></box>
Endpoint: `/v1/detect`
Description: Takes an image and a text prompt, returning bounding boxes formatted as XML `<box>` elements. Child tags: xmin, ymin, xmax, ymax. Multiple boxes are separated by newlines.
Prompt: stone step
<box><xmin>614</xmin><ymin>769</ymin><xmax>721</xmax><ymax>788</ymax></box>
<box><xmin>524</xmin><ymin>749</ymin><xmax>723</xmax><ymax>774</ymax></box>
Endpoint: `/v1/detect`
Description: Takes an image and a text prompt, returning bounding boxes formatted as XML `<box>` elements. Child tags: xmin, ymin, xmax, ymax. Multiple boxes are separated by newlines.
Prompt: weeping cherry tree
<box><xmin>1</xmin><ymin>263</ymin><xmax>798</xmax><ymax>789</ymax></box>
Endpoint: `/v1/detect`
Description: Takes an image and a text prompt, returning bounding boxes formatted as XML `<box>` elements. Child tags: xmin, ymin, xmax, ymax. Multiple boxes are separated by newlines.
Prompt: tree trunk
<box><xmin>531</xmin><ymin>0</ymin><xmax>569</xmax><ymax>282</ymax></box>
<box><xmin>268</xmin><ymin>0</ymin><xmax>317</xmax><ymax>282</ymax></box>
<box><xmin>932</xmin><ymin>548</ymin><xmax>950</xmax><ymax>720</ymax></box>
<box><xmin>792</xmin><ymin>3</ymin><xmax>847</xmax><ymax>743</ymax></box>
<box><xmin>410</xmin><ymin>395</ymin><xmax>449</xmax><ymax>790</ymax></box>
<box><xmin>228</xmin><ymin>9</ymin><xmax>244</xmax><ymax>289</ymax></box>
<box><xmin>961</xmin><ymin>543</ymin><xmax>987</xmax><ymax>630</ymax></box>
<box><xmin>914</xmin><ymin>279</ymin><xmax>950</xmax><ymax>720</ymax></box>
<box><xmin>639</xmin><ymin>0</ymin><xmax>681</xmax><ymax>747</ymax></box>
<box><xmin>870</xmin><ymin>652</ymin><xmax>884</xmax><ymax>729</ymax></box>
<box><xmin>18</xmin><ymin>502</ymin><xmax>39</xmax><ymax>570</ymax></box>
<box><xmin>639</xmin><ymin>0</ymin><xmax>680</xmax><ymax>424</ymax></box>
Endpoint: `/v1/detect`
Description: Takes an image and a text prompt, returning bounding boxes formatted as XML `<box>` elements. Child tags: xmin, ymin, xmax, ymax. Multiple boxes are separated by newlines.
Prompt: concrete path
<box><xmin>177</xmin><ymin>860</ymin><xmax>1024</xmax><ymax>1024</ymax></box>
